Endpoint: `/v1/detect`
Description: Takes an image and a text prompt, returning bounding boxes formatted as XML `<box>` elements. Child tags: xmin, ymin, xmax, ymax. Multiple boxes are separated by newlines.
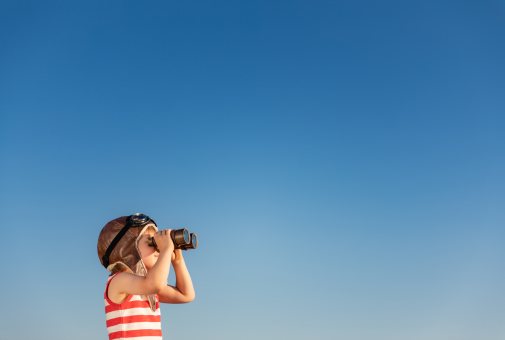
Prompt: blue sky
<box><xmin>1</xmin><ymin>1</ymin><xmax>504</xmax><ymax>339</ymax></box>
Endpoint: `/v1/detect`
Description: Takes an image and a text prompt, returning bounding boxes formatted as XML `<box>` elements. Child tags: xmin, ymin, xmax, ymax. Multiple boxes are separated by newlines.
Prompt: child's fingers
<box><xmin>156</xmin><ymin>229</ymin><xmax>170</xmax><ymax>236</ymax></box>
<box><xmin>153</xmin><ymin>229</ymin><xmax>173</xmax><ymax>252</ymax></box>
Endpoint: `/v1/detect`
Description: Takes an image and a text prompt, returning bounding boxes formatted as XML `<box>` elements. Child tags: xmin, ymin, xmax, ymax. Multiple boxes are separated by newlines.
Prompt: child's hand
<box><xmin>154</xmin><ymin>229</ymin><xmax>174</xmax><ymax>253</ymax></box>
<box><xmin>171</xmin><ymin>248</ymin><xmax>184</xmax><ymax>264</ymax></box>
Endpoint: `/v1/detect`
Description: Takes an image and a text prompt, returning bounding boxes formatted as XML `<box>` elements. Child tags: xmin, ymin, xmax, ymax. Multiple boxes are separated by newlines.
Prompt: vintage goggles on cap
<box><xmin>129</xmin><ymin>213</ymin><xmax>152</xmax><ymax>226</ymax></box>
<box><xmin>102</xmin><ymin>213</ymin><xmax>156</xmax><ymax>268</ymax></box>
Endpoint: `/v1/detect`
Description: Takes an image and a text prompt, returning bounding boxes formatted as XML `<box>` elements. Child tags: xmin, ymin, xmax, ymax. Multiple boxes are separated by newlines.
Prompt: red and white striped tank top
<box><xmin>105</xmin><ymin>273</ymin><xmax>162</xmax><ymax>340</ymax></box>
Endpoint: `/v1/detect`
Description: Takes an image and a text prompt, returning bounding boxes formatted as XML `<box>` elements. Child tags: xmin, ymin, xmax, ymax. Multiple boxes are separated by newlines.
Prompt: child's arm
<box><xmin>109</xmin><ymin>229</ymin><xmax>174</xmax><ymax>299</ymax></box>
<box><xmin>158</xmin><ymin>249</ymin><xmax>195</xmax><ymax>304</ymax></box>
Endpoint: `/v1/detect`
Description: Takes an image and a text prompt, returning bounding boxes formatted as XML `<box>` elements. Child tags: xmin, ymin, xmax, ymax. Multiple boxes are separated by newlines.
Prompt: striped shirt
<box><xmin>105</xmin><ymin>273</ymin><xmax>162</xmax><ymax>340</ymax></box>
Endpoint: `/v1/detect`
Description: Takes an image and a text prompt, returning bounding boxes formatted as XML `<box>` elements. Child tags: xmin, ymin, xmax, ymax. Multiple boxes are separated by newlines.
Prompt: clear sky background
<box><xmin>0</xmin><ymin>1</ymin><xmax>504</xmax><ymax>339</ymax></box>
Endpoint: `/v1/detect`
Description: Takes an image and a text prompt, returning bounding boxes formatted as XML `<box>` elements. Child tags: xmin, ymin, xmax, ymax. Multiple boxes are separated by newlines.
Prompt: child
<box><xmin>97</xmin><ymin>214</ymin><xmax>195</xmax><ymax>340</ymax></box>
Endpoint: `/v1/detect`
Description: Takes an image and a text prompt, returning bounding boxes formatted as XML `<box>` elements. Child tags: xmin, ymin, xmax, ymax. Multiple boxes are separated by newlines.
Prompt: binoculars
<box><xmin>148</xmin><ymin>228</ymin><xmax>198</xmax><ymax>251</ymax></box>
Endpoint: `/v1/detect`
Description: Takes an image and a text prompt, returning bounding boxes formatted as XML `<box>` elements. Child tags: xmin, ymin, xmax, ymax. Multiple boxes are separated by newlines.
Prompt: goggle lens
<box><xmin>131</xmin><ymin>213</ymin><xmax>150</xmax><ymax>225</ymax></box>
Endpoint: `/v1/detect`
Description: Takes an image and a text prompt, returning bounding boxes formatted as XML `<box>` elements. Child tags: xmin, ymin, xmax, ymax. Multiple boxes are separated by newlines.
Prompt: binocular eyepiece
<box><xmin>148</xmin><ymin>228</ymin><xmax>198</xmax><ymax>252</ymax></box>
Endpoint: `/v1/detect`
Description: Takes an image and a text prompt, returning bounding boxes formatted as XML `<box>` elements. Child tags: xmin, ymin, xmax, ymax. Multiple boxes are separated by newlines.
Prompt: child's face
<box><xmin>138</xmin><ymin>225</ymin><xmax>158</xmax><ymax>271</ymax></box>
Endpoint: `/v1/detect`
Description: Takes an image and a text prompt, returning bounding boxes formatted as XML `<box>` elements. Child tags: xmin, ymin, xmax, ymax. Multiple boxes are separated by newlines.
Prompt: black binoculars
<box><xmin>148</xmin><ymin>228</ymin><xmax>198</xmax><ymax>251</ymax></box>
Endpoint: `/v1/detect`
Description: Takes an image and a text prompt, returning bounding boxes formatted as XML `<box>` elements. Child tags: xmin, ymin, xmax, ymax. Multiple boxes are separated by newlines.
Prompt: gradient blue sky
<box><xmin>1</xmin><ymin>1</ymin><xmax>504</xmax><ymax>339</ymax></box>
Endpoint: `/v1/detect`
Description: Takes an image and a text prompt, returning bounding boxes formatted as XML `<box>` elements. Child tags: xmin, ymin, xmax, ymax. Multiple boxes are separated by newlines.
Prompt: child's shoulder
<box><xmin>106</xmin><ymin>272</ymin><xmax>132</xmax><ymax>305</ymax></box>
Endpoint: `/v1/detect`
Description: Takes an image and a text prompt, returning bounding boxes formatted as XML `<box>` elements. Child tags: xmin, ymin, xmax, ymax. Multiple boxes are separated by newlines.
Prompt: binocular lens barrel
<box><xmin>183</xmin><ymin>233</ymin><xmax>198</xmax><ymax>250</ymax></box>
<box><xmin>173</xmin><ymin>228</ymin><xmax>190</xmax><ymax>246</ymax></box>
<box><xmin>147</xmin><ymin>228</ymin><xmax>198</xmax><ymax>251</ymax></box>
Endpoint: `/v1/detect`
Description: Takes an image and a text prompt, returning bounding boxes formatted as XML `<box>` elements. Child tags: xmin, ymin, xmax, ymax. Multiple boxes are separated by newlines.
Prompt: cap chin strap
<box><xmin>102</xmin><ymin>218</ymin><xmax>134</xmax><ymax>268</ymax></box>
